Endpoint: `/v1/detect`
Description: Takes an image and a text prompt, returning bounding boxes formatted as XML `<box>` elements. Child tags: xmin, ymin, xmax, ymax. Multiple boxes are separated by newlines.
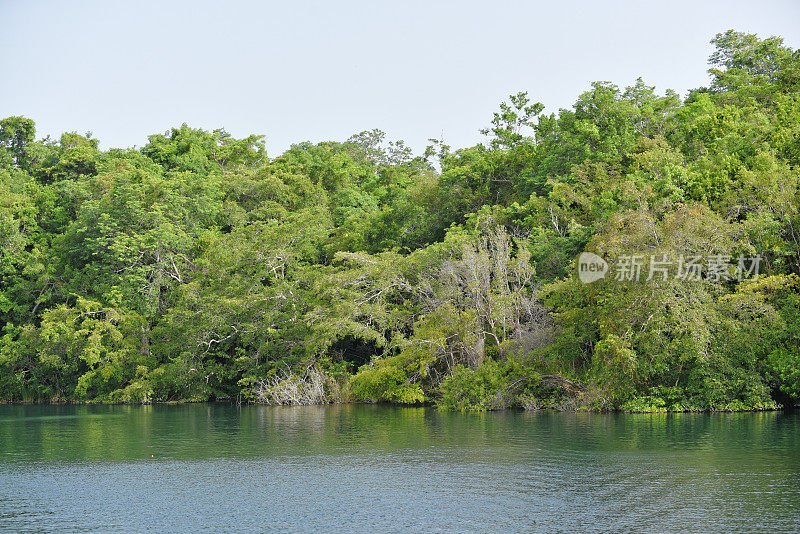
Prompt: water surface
<box><xmin>1</xmin><ymin>404</ymin><xmax>798</xmax><ymax>532</ymax></box>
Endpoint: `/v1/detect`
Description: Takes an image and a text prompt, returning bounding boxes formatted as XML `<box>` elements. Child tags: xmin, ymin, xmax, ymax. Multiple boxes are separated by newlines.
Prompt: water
<box><xmin>0</xmin><ymin>405</ymin><xmax>798</xmax><ymax>533</ymax></box>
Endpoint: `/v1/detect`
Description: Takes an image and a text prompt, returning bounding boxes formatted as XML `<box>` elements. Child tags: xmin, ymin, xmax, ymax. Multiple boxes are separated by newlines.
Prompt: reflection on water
<box><xmin>0</xmin><ymin>404</ymin><xmax>798</xmax><ymax>532</ymax></box>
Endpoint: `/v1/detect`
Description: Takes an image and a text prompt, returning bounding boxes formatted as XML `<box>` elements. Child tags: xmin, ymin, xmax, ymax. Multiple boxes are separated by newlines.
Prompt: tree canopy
<box><xmin>1</xmin><ymin>30</ymin><xmax>799</xmax><ymax>411</ymax></box>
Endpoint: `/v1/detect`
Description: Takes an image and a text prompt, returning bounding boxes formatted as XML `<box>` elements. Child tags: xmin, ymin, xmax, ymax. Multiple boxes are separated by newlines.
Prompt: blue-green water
<box><xmin>0</xmin><ymin>405</ymin><xmax>798</xmax><ymax>533</ymax></box>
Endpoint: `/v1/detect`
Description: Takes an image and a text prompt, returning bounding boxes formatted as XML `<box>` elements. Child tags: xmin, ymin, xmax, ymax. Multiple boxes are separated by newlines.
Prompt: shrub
<box><xmin>438</xmin><ymin>359</ymin><xmax>508</xmax><ymax>411</ymax></box>
<box><xmin>349</xmin><ymin>359</ymin><xmax>425</xmax><ymax>404</ymax></box>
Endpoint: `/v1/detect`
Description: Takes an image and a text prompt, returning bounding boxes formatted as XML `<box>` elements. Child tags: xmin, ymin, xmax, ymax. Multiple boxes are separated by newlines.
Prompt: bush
<box><xmin>592</xmin><ymin>334</ymin><xmax>638</xmax><ymax>407</ymax></box>
<box><xmin>349</xmin><ymin>359</ymin><xmax>425</xmax><ymax>404</ymax></box>
<box><xmin>438</xmin><ymin>359</ymin><xmax>508</xmax><ymax>411</ymax></box>
<box><xmin>243</xmin><ymin>367</ymin><xmax>338</xmax><ymax>405</ymax></box>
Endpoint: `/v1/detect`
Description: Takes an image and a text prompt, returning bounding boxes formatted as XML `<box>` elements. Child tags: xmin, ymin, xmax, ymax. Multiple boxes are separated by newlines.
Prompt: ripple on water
<box><xmin>0</xmin><ymin>405</ymin><xmax>798</xmax><ymax>533</ymax></box>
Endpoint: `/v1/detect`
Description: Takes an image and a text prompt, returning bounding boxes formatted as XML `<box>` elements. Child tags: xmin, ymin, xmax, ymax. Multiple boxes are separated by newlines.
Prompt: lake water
<box><xmin>0</xmin><ymin>404</ymin><xmax>798</xmax><ymax>533</ymax></box>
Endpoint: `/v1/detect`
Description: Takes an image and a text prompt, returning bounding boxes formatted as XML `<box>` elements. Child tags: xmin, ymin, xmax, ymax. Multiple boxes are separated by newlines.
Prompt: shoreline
<box><xmin>0</xmin><ymin>399</ymin><xmax>794</xmax><ymax>414</ymax></box>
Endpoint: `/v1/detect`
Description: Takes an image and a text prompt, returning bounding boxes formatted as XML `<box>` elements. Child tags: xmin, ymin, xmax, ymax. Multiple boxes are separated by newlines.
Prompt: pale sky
<box><xmin>2</xmin><ymin>0</ymin><xmax>799</xmax><ymax>157</ymax></box>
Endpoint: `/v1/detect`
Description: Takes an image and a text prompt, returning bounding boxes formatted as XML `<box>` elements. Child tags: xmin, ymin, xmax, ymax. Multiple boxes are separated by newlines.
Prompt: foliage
<box><xmin>0</xmin><ymin>30</ymin><xmax>798</xmax><ymax>410</ymax></box>
<box><xmin>438</xmin><ymin>359</ymin><xmax>509</xmax><ymax>411</ymax></box>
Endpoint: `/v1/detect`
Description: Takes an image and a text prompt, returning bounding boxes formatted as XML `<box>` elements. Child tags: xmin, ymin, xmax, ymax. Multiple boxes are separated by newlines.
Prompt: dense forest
<box><xmin>0</xmin><ymin>31</ymin><xmax>798</xmax><ymax>411</ymax></box>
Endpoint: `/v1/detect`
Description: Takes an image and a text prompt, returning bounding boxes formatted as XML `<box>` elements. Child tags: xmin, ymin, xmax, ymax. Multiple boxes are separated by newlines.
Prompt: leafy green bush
<box><xmin>592</xmin><ymin>334</ymin><xmax>638</xmax><ymax>407</ymax></box>
<box><xmin>438</xmin><ymin>360</ymin><xmax>508</xmax><ymax>411</ymax></box>
<box><xmin>350</xmin><ymin>358</ymin><xmax>425</xmax><ymax>404</ymax></box>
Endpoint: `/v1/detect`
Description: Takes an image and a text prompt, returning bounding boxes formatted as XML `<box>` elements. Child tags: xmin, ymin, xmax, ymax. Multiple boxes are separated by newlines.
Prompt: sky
<box><xmin>2</xmin><ymin>0</ymin><xmax>799</xmax><ymax>157</ymax></box>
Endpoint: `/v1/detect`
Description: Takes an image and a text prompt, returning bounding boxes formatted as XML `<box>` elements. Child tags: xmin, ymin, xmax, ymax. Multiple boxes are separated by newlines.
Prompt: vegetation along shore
<box><xmin>1</xmin><ymin>31</ymin><xmax>799</xmax><ymax>412</ymax></box>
